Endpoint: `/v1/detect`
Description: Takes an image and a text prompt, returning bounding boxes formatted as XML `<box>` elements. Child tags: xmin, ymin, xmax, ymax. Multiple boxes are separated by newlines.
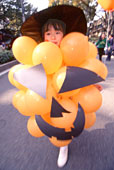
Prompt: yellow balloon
<box><xmin>32</xmin><ymin>42</ymin><xmax>63</xmax><ymax>74</ymax></box>
<box><xmin>84</xmin><ymin>112</ymin><xmax>96</xmax><ymax>129</ymax></box>
<box><xmin>46</xmin><ymin>76</ymin><xmax>57</xmax><ymax>102</ymax></box>
<box><xmin>8</xmin><ymin>64</ymin><xmax>31</xmax><ymax>91</ymax></box>
<box><xmin>8</xmin><ymin>64</ymin><xmax>22</xmax><ymax>86</ymax></box>
<box><xmin>27</xmin><ymin>116</ymin><xmax>45</xmax><ymax>137</ymax></box>
<box><xmin>86</xmin><ymin>42</ymin><xmax>98</xmax><ymax>59</ymax></box>
<box><xmin>80</xmin><ymin>58</ymin><xmax>108</xmax><ymax>79</ymax></box>
<box><xmin>52</xmin><ymin>66</ymin><xmax>80</xmax><ymax>98</ymax></box>
<box><xmin>16</xmin><ymin>91</ymin><xmax>33</xmax><ymax>116</ymax></box>
<box><xmin>72</xmin><ymin>85</ymin><xmax>102</xmax><ymax>113</ymax></box>
<box><xmin>12</xmin><ymin>90</ymin><xmax>25</xmax><ymax>109</ymax></box>
<box><xmin>25</xmin><ymin>89</ymin><xmax>51</xmax><ymax>115</ymax></box>
<box><xmin>49</xmin><ymin>136</ymin><xmax>72</xmax><ymax>147</ymax></box>
<box><xmin>60</xmin><ymin>32</ymin><xmax>89</xmax><ymax>66</ymax></box>
<box><xmin>12</xmin><ymin>36</ymin><xmax>37</xmax><ymax>65</ymax></box>
<box><xmin>52</xmin><ymin>66</ymin><xmax>66</xmax><ymax>93</ymax></box>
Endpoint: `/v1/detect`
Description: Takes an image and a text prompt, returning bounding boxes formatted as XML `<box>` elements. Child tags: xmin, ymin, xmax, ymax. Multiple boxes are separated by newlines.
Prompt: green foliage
<box><xmin>77</xmin><ymin>0</ymin><xmax>97</xmax><ymax>22</ymax></box>
<box><xmin>0</xmin><ymin>50</ymin><xmax>15</xmax><ymax>64</ymax></box>
<box><xmin>0</xmin><ymin>0</ymin><xmax>38</xmax><ymax>36</ymax></box>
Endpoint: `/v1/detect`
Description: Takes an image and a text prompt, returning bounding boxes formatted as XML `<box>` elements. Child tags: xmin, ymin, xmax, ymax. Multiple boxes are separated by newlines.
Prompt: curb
<box><xmin>0</xmin><ymin>60</ymin><xmax>19</xmax><ymax>73</ymax></box>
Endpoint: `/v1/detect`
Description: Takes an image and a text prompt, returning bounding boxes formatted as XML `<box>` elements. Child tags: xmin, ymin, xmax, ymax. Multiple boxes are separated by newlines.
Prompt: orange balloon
<box><xmin>27</xmin><ymin>116</ymin><xmax>44</xmax><ymax>137</ymax></box>
<box><xmin>86</xmin><ymin>42</ymin><xmax>98</xmax><ymax>59</ymax></box>
<box><xmin>52</xmin><ymin>66</ymin><xmax>80</xmax><ymax>98</ymax></box>
<box><xmin>72</xmin><ymin>85</ymin><xmax>102</xmax><ymax>113</ymax></box>
<box><xmin>97</xmin><ymin>0</ymin><xmax>114</xmax><ymax>10</ymax></box>
<box><xmin>46</xmin><ymin>76</ymin><xmax>57</xmax><ymax>102</ymax></box>
<box><xmin>32</xmin><ymin>42</ymin><xmax>63</xmax><ymax>74</ymax></box>
<box><xmin>12</xmin><ymin>36</ymin><xmax>37</xmax><ymax>65</ymax></box>
<box><xmin>8</xmin><ymin>64</ymin><xmax>20</xmax><ymax>86</ymax></box>
<box><xmin>8</xmin><ymin>64</ymin><xmax>32</xmax><ymax>91</ymax></box>
<box><xmin>16</xmin><ymin>90</ymin><xmax>33</xmax><ymax>116</ymax></box>
<box><xmin>49</xmin><ymin>136</ymin><xmax>72</xmax><ymax>147</ymax></box>
<box><xmin>84</xmin><ymin>112</ymin><xmax>96</xmax><ymax>129</ymax></box>
<box><xmin>60</xmin><ymin>89</ymin><xmax>80</xmax><ymax>99</ymax></box>
<box><xmin>41</xmin><ymin>113</ymin><xmax>52</xmax><ymax>125</ymax></box>
<box><xmin>52</xmin><ymin>66</ymin><xmax>66</xmax><ymax>93</ymax></box>
<box><xmin>50</xmin><ymin>99</ymin><xmax>78</xmax><ymax>129</ymax></box>
<box><xmin>12</xmin><ymin>90</ymin><xmax>25</xmax><ymax>109</ymax></box>
<box><xmin>60</xmin><ymin>32</ymin><xmax>89</xmax><ymax>66</ymax></box>
<box><xmin>80</xmin><ymin>58</ymin><xmax>108</xmax><ymax>79</ymax></box>
<box><xmin>25</xmin><ymin>89</ymin><xmax>51</xmax><ymax>115</ymax></box>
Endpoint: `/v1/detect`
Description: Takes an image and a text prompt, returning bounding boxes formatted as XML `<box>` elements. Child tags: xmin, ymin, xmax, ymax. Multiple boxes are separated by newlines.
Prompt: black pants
<box><xmin>106</xmin><ymin>48</ymin><xmax>112</xmax><ymax>61</ymax></box>
<box><xmin>98</xmin><ymin>48</ymin><xmax>104</xmax><ymax>61</ymax></box>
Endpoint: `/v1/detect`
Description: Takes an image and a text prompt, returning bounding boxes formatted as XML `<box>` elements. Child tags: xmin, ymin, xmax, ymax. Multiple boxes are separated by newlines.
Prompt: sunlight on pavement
<box><xmin>0</xmin><ymin>89</ymin><xmax>18</xmax><ymax>105</ymax></box>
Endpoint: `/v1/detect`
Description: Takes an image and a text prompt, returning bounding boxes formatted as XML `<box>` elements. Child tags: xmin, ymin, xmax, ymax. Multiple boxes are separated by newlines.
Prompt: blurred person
<box><xmin>106</xmin><ymin>34</ymin><xmax>114</xmax><ymax>61</ymax></box>
<box><xmin>96</xmin><ymin>33</ymin><xmax>106</xmax><ymax>61</ymax></box>
<box><xmin>1</xmin><ymin>42</ymin><xmax>6</xmax><ymax>50</ymax></box>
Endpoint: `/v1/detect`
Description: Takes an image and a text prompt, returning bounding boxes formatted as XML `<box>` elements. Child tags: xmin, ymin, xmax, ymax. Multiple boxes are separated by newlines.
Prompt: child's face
<box><xmin>44</xmin><ymin>25</ymin><xmax>64</xmax><ymax>46</ymax></box>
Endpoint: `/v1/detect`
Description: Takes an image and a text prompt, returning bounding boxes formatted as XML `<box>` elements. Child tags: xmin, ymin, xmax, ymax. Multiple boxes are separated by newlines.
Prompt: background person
<box><xmin>1</xmin><ymin>41</ymin><xmax>6</xmax><ymax>50</ymax></box>
<box><xmin>106</xmin><ymin>34</ymin><xmax>114</xmax><ymax>61</ymax></box>
<box><xmin>96</xmin><ymin>33</ymin><xmax>106</xmax><ymax>61</ymax></box>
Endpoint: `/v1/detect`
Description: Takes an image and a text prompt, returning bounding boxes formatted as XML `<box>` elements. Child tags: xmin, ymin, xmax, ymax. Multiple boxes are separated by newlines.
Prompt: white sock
<box><xmin>57</xmin><ymin>145</ymin><xmax>68</xmax><ymax>168</ymax></box>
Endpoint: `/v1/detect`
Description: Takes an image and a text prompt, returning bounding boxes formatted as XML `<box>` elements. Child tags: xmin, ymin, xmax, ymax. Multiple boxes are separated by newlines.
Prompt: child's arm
<box><xmin>94</xmin><ymin>84</ymin><xmax>103</xmax><ymax>91</ymax></box>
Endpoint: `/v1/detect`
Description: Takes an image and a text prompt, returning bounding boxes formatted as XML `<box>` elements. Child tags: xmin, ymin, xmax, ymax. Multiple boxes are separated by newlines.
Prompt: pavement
<box><xmin>98</xmin><ymin>55</ymin><xmax>114</xmax><ymax>121</ymax></box>
<box><xmin>0</xmin><ymin>60</ymin><xmax>19</xmax><ymax>73</ymax></box>
<box><xmin>0</xmin><ymin>55</ymin><xmax>114</xmax><ymax>170</ymax></box>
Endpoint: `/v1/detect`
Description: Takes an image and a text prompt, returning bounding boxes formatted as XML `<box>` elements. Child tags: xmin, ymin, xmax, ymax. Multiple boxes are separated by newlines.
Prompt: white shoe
<box><xmin>57</xmin><ymin>145</ymin><xmax>68</xmax><ymax>168</ymax></box>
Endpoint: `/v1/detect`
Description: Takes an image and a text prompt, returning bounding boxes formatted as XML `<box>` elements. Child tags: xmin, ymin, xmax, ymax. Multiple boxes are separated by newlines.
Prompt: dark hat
<box><xmin>21</xmin><ymin>5</ymin><xmax>87</xmax><ymax>42</ymax></box>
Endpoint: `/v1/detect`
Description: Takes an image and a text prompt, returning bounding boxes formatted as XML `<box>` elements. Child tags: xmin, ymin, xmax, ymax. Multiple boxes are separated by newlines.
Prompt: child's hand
<box><xmin>94</xmin><ymin>84</ymin><xmax>103</xmax><ymax>91</ymax></box>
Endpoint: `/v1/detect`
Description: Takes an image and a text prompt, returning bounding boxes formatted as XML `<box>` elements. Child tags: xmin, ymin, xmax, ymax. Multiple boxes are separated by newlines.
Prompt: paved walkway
<box><xmin>0</xmin><ymin>56</ymin><xmax>114</xmax><ymax>170</ymax></box>
<box><xmin>98</xmin><ymin>55</ymin><xmax>114</xmax><ymax>121</ymax></box>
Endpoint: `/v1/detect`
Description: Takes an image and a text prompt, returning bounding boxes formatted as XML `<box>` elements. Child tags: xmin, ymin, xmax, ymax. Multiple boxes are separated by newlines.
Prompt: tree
<box><xmin>88</xmin><ymin>6</ymin><xmax>114</xmax><ymax>42</ymax></box>
<box><xmin>0</xmin><ymin>0</ymin><xmax>38</xmax><ymax>36</ymax></box>
<box><xmin>48</xmin><ymin>0</ymin><xmax>97</xmax><ymax>23</ymax></box>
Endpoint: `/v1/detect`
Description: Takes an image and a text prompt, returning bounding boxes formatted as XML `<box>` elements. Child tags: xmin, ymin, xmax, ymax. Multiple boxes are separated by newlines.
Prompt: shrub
<box><xmin>0</xmin><ymin>50</ymin><xmax>15</xmax><ymax>64</ymax></box>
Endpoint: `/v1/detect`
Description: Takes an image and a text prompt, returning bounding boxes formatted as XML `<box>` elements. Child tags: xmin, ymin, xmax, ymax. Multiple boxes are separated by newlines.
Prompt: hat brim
<box><xmin>21</xmin><ymin>5</ymin><xmax>87</xmax><ymax>42</ymax></box>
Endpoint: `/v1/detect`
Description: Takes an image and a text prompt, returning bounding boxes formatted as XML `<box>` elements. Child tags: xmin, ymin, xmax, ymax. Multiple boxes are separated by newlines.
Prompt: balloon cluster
<box><xmin>8</xmin><ymin>32</ymin><xmax>108</xmax><ymax>147</ymax></box>
<box><xmin>97</xmin><ymin>0</ymin><xmax>114</xmax><ymax>11</ymax></box>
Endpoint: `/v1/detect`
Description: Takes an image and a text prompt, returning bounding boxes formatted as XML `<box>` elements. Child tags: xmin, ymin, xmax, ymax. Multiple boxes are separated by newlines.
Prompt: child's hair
<box><xmin>42</xmin><ymin>19</ymin><xmax>66</xmax><ymax>40</ymax></box>
<box><xmin>99</xmin><ymin>33</ymin><xmax>105</xmax><ymax>41</ymax></box>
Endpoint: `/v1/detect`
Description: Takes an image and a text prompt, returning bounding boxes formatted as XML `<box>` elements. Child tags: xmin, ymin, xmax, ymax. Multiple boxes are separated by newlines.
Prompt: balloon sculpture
<box><xmin>8</xmin><ymin>32</ymin><xmax>108</xmax><ymax>147</ymax></box>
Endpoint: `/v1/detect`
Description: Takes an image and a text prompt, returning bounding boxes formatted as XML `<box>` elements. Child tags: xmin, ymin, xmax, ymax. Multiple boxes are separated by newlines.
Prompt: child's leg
<box><xmin>99</xmin><ymin>54</ymin><xmax>102</xmax><ymax>61</ymax></box>
<box><xmin>57</xmin><ymin>145</ymin><xmax>68</xmax><ymax>168</ymax></box>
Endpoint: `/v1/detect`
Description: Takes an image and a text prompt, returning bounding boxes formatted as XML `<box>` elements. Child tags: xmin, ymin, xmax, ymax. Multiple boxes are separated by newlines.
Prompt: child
<box><xmin>21</xmin><ymin>5</ymin><xmax>102</xmax><ymax>168</ymax></box>
<box><xmin>43</xmin><ymin>18</ymin><xmax>68</xmax><ymax>168</ymax></box>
